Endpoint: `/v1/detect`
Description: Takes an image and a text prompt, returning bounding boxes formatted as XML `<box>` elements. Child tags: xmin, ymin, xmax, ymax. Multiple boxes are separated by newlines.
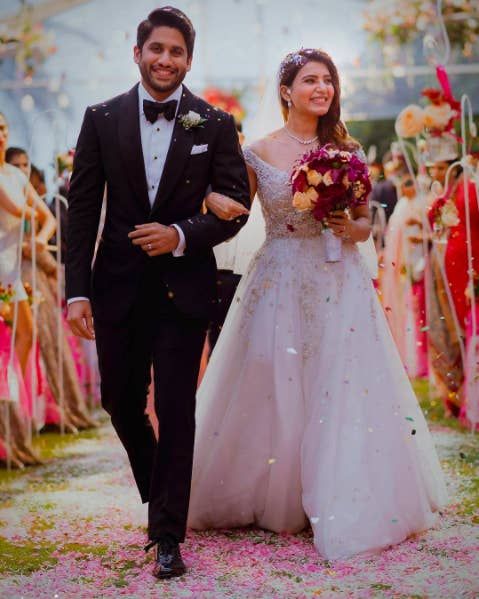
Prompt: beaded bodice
<box><xmin>243</xmin><ymin>147</ymin><xmax>323</xmax><ymax>239</ymax></box>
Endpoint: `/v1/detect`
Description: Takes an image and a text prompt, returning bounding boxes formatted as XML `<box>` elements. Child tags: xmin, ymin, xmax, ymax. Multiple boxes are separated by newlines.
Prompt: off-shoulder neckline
<box><xmin>244</xmin><ymin>147</ymin><xmax>291</xmax><ymax>177</ymax></box>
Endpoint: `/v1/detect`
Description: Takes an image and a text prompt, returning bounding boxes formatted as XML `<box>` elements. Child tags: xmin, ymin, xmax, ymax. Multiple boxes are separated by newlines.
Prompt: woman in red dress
<box><xmin>444</xmin><ymin>175</ymin><xmax>479</xmax><ymax>427</ymax></box>
<box><xmin>444</xmin><ymin>177</ymin><xmax>479</xmax><ymax>328</ymax></box>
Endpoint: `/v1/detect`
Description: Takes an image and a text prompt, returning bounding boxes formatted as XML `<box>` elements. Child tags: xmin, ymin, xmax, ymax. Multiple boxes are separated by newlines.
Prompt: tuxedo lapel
<box><xmin>149</xmin><ymin>87</ymin><xmax>197</xmax><ymax>215</ymax></box>
<box><xmin>118</xmin><ymin>84</ymin><xmax>151</xmax><ymax>215</ymax></box>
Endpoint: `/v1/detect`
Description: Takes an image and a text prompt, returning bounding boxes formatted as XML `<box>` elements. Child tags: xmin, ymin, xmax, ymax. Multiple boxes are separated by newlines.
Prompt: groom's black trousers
<box><xmin>94</xmin><ymin>270</ymin><xmax>207</xmax><ymax>544</ymax></box>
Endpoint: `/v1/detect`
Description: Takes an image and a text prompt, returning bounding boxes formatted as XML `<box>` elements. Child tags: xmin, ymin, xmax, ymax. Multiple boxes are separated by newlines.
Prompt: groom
<box><xmin>65</xmin><ymin>6</ymin><xmax>250</xmax><ymax>579</ymax></box>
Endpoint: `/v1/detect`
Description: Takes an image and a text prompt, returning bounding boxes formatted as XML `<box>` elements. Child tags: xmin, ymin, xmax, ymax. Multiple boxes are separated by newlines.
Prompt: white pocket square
<box><xmin>191</xmin><ymin>144</ymin><xmax>208</xmax><ymax>155</ymax></box>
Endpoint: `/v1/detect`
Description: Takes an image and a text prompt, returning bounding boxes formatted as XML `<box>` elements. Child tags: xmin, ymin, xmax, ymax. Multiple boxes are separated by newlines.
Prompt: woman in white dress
<box><xmin>188</xmin><ymin>49</ymin><xmax>447</xmax><ymax>560</ymax></box>
<box><xmin>0</xmin><ymin>112</ymin><xmax>55</xmax><ymax>466</ymax></box>
<box><xmin>0</xmin><ymin>112</ymin><xmax>56</xmax><ymax>373</ymax></box>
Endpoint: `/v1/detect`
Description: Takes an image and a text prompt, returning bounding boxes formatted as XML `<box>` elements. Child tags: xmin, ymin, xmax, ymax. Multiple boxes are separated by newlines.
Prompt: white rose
<box><xmin>395</xmin><ymin>104</ymin><xmax>425</xmax><ymax>138</ymax></box>
<box><xmin>441</xmin><ymin>200</ymin><xmax>460</xmax><ymax>227</ymax></box>
<box><xmin>424</xmin><ymin>103</ymin><xmax>454</xmax><ymax>130</ymax></box>
<box><xmin>186</xmin><ymin>110</ymin><xmax>202</xmax><ymax>124</ymax></box>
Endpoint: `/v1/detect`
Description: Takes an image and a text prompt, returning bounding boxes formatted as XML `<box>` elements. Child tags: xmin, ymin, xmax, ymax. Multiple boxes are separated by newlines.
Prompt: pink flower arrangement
<box><xmin>291</xmin><ymin>144</ymin><xmax>371</xmax><ymax>221</ymax></box>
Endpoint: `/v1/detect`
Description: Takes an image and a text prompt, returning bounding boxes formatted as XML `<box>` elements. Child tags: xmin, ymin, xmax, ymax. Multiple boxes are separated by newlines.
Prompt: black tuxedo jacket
<box><xmin>66</xmin><ymin>84</ymin><xmax>250</xmax><ymax>322</ymax></box>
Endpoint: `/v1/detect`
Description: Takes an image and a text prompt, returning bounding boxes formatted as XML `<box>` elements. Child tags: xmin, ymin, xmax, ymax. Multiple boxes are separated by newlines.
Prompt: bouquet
<box><xmin>0</xmin><ymin>283</ymin><xmax>14</xmax><ymax>304</ymax></box>
<box><xmin>0</xmin><ymin>282</ymin><xmax>15</xmax><ymax>325</ymax></box>
<box><xmin>291</xmin><ymin>144</ymin><xmax>371</xmax><ymax>261</ymax></box>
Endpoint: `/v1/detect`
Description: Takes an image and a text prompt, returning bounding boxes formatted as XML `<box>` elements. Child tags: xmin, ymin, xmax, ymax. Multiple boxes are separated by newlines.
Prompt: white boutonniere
<box><xmin>178</xmin><ymin>110</ymin><xmax>207</xmax><ymax>130</ymax></box>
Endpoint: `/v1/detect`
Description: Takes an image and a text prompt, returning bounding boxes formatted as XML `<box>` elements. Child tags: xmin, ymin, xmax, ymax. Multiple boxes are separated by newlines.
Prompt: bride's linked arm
<box><xmin>205</xmin><ymin>164</ymin><xmax>257</xmax><ymax>221</ymax></box>
<box><xmin>173</xmin><ymin>114</ymin><xmax>251</xmax><ymax>251</ymax></box>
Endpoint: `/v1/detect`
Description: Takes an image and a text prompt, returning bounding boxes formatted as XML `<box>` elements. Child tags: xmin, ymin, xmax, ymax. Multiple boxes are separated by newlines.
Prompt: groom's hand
<box><xmin>128</xmin><ymin>223</ymin><xmax>179</xmax><ymax>256</ymax></box>
<box><xmin>67</xmin><ymin>300</ymin><xmax>95</xmax><ymax>340</ymax></box>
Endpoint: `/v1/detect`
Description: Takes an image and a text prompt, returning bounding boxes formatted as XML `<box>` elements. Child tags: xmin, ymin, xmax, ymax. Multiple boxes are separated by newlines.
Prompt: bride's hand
<box><xmin>205</xmin><ymin>192</ymin><xmax>249</xmax><ymax>221</ymax></box>
<box><xmin>324</xmin><ymin>210</ymin><xmax>354</xmax><ymax>240</ymax></box>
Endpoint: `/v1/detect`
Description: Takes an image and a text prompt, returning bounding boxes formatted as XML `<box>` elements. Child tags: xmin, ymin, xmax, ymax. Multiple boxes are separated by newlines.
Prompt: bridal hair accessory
<box><xmin>278</xmin><ymin>48</ymin><xmax>317</xmax><ymax>80</ymax></box>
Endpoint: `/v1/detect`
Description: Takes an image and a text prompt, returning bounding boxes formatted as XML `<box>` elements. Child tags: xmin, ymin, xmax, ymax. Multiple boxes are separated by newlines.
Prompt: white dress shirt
<box><xmin>138</xmin><ymin>82</ymin><xmax>185</xmax><ymax>255</ymax></box>
<box><xmin>68</xmin><ymin>82</ymin><xmax>186</xmax><ymax>305</ymax></box>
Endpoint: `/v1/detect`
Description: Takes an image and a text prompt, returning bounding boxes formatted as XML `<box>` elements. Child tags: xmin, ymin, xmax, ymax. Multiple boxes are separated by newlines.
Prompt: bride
<box><xmin>188</xmin><ymin>48</ymin><xmax>447</xmax><ymax>560</ymax></box>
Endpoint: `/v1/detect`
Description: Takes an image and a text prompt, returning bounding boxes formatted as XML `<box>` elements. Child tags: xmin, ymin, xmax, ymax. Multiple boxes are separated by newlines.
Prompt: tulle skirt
<box><xmin>189</xmin><ymin>234</ymin><xmax>447</xmax><ymax>559</ymax></box>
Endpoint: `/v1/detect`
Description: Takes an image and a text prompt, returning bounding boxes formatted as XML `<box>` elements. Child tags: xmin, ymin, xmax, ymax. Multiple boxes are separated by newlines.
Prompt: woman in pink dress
<box><xmin>382</xmin><ymin>176</ymin><xmax>428</xmax><ymax>377</ymax></box>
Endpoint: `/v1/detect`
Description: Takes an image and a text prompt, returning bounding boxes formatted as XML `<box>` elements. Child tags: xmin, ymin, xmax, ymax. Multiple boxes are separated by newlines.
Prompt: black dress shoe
<box><xmin>151</xmin><ymin>540</ymin><xmax>186</xmax><ymax>579</ymax></box>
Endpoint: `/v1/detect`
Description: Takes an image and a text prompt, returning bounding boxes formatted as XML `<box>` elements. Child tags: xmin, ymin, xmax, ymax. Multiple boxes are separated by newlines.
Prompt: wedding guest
<box><xmin>21</xmin><ymin>247</ymin><xmax>98</xmax><ymax>431</ymax></box>
<box><xmin>6</xmin><ymin>149</ymin><xmax>97</xmax><ymax>431</ymax></box>
<box><xmin>382</xmin><ymin>176</ymin><xmax>428</xmax><ymax>377</ymax></box>
<box><xmin>440</xmin><ymin>166</ymin><xmax>479</xmax><ymax>426</ymax></box>
<box><xmin>426</xmin><ymin>154</ymin><xmax>479</xmax><ymax>427</ymax></box>
<box><xmin>0</xmin><ymin>113</ymin><xmax>57</xmax><ymax>374</ymax></box>
<box><xmin>426</xmin><ymin>155</ymin><xmax>464</xmax><ymax>416</ymax></box>
<box><xmin>5</xmin><ymin>147</ymin><xmax>29</xmax><ymax>177</ymax></box>
<box><xmin>29</xmin><ymin>164</ymin><xmax>47</xmax><ymax>197</ymax></box>
<box><xmin>369</xmin><ymin>151</ymin><xmax>403</xmax><ymax>222</ymax></box>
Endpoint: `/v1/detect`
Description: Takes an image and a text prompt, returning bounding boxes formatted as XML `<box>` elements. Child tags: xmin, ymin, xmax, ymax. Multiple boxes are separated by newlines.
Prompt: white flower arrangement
<box><xmin>440</xmin><ymin>200</ymin><xmax>460</xmax><ymax>228</ymax></box>
<box><xmin>395</xmin><ymin>105</ymin><xmax>425</xmax><ymax>138</ymax></box>
<box><xmin>178</xmin><ymin>110</ymin><xmax>207</xmax><ymax>130</ymax></box>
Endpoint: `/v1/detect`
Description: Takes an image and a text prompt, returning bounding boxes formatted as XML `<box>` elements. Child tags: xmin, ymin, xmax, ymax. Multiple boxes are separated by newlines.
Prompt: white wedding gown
<box><xmin>188</xmin><ymin>147</ymin><xmax>447</xmax><ymax>560</ymax></box>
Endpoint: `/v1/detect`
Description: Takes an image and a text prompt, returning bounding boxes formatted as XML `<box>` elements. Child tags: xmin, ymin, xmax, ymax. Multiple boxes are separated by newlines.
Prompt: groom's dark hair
<box><xmin>137</xmin><ymin>6</ymin><xmax>196</xmax><ymax>57</ymax></box>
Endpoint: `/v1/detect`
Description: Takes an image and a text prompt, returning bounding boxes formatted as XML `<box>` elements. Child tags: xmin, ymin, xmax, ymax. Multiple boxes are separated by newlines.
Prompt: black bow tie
<box><xmin>143</xmin><ymin>99</ymin><xmax>178</xmax><ymax>124</ymax></box>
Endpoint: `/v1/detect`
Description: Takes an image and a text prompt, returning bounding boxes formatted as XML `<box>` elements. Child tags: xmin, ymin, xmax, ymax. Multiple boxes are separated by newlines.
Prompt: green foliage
<box><xmin>346</xmin><ymin>119</ymin><xmax>397</xmax><ymax>162</ymax></box>
<box><xmin>0</xmin><ymin>537</ymin><xmax>57</xmax><ymax>575</ymax></box>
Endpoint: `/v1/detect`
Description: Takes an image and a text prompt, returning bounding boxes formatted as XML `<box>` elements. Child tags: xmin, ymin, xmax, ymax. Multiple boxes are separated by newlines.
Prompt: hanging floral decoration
<box><xmin>202</xmin><ymin>87</ymin><xmax>246</xmax><ymax>124</ymax></box>
<box><xmin>0</xmin><ymin>3</ymin><xmax>56</xmax><ymax>77</ymax></box>
<box><xmin>363</xmin><ymin>1</ymin><xmax>479</xmax><ymax>57</ymax></box>
<box><xmin>396</xmin><ymin>82</ymin><xmax>461</xmax><ymax>137</ymax></box>
<box><xmin>395</xmin><ymin>76</ymin><xmax>462</xmax><ymax>167</ymax></box>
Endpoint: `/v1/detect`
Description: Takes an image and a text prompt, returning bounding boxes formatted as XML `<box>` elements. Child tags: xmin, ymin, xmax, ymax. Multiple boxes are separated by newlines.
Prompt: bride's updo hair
<box><xmin>278</xmin><ymin>48</ymin><xmax>359</xmax><ymax>150</ymax></box>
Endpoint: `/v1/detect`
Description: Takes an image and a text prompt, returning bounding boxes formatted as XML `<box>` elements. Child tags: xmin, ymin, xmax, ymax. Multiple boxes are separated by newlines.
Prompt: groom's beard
<box><xmin>139</xmin><ymin>62</ymin><xmax>187</xmax><ymax>96</ymax></box>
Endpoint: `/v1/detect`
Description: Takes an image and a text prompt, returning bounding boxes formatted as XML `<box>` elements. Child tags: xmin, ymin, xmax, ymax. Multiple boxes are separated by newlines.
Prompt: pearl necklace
<box><xmin>284</xmin><ymin>126</ymin><xmax>318</xmax><ymax>145</ymax></box>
